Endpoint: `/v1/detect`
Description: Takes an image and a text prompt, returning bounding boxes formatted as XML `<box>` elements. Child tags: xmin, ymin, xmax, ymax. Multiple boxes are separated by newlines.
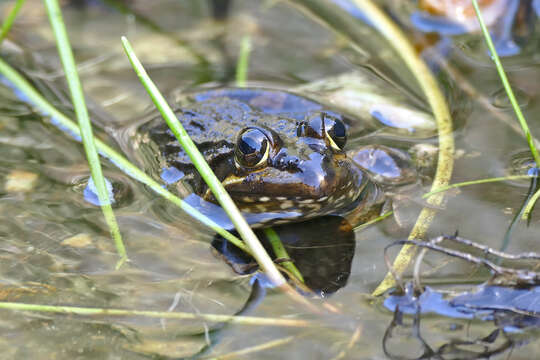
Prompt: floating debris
<box><xmin>385</xmin><ymin>234</ymin><xmax>540</xmax><ymax>287</ymax></box>
<box><xmin>385</xmin><ymin>282</ymin><xmax>540</xmax><ymax>320</ymax></box>
<box><xmin>383</xmin><ymin>290</ymin><xmax>533</xmax><ymax>360</ymax></box>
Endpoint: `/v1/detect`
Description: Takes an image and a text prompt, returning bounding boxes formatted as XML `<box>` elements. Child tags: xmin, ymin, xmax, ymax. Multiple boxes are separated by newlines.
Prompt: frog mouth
<box><xmin>203</xmin><ymin>169</ymin><xmax>367</xmax><ymax>215</ymax></box>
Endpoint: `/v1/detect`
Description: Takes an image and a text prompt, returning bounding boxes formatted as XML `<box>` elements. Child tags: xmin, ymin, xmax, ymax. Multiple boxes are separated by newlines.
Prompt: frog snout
<box><xmin>294</xmin><ymin>154</ymin><xmax>358</xmax><ymax>198</ymax></box>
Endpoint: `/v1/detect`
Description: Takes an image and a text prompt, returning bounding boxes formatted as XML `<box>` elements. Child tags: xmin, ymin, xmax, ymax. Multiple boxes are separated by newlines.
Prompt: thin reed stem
<box><xmin>121</xmin><ymin>37</ymin><xmax>289</xmax><ymax>288</ymax></box>
<box><xmin>236</xmin><ymin>35</ymin><xmax>252</xmax><ymax>87</ymax></box>
<box><xmin>43</xmin><ymin>0</ymin><xmax>127</xmax><ymax>268</ymax></box>
<box><xmin>471</xmin><ymin>0</ymin><xmax>540</xmax><ymax>166</ymax></box>
<box><xmin>0</xmin><ymin>0</ymin><xmax>26</xmax><ymax>44</ymax></box>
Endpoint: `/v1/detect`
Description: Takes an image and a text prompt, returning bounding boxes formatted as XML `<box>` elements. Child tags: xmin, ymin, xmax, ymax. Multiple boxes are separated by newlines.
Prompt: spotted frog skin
<box><xmin>138</xmin><ymin>88</ymin><xmax>383</xmax><ymax>225</ymax></box>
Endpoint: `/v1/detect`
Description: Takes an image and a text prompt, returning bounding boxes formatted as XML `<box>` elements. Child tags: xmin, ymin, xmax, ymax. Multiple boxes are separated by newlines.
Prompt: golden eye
<box><xmin>234</xmin><ymin>128</ymin><xmax>270</xmax><ymax>168</ymax></box>
<box><xmin>300</xmin><ymin>112</ymin><xmax>348</xmax><ymax>150</ymax></box>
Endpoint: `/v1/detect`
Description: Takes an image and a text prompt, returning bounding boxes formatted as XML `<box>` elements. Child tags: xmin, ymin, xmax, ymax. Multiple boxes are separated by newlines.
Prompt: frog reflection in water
<box><xmin>139</xmin><ymin>89</ymin><xmax>387</xmax><ymax>226</ymax></box>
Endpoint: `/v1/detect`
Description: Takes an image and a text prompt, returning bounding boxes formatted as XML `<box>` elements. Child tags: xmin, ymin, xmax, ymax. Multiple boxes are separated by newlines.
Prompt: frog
<box><xmin>135</xmin><ymin>87</ymin><xmax>422</xmax><ymax>228</ymax></box>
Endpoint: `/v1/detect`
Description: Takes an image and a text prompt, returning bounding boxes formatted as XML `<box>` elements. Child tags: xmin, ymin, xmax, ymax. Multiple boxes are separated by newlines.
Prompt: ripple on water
<box><xmin>74</xmin><ymin>174</ymin><xmax>134</xmax><ymax>209</ymax></box>
<box><xmin>490</xmin><ymin>86</ymin><xmax>530</xmax><ymax>109</ymax></box>
<box><xmin>40</xmin><ymin>165</ymin><xmax>136</xmax><ymax>209</ymax></box>
<box><xmin>502</xmin><ymin>149</ymin><xmax>538</xmax><ymax>187</ymax></box>
<box><xmin>350</xmin><ymin>145</ymin><xmax>418</xmax><ymax>186</ymax></box>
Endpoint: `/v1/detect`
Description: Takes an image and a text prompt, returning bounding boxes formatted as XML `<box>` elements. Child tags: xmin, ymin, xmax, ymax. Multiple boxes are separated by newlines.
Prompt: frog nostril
<box><xmin>275</xmin><ymin>155</ymin><xmax>302</xmax><ymax>171</ymax></box>
<box><xmin>285</xmin><ymin>157</ymin><xmax>301</xmax><ymax>171</ymax></box>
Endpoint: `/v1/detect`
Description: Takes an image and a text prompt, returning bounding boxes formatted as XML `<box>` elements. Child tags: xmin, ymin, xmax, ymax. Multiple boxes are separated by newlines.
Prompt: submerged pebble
<box><xmin>61</xmin><ymin>233</ymin><xmax>93</xmax><ymax>248</ymax></box>
<box><xmin>4</xmin><ymin>170</ymin><xmax>38</xmax><ymax>193</ymax></box>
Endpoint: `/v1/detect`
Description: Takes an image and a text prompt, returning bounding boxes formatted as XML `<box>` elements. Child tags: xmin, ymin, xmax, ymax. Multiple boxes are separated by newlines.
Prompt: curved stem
<box><xmin>348</xmin><ymin>0</ymin><xmax>455</xmax><ymax>296</ymax></box>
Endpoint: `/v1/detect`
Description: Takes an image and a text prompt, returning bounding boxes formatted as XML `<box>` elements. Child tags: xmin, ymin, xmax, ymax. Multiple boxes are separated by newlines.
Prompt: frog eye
<box><xmin>235</xmin><ymin>128</ymin><xmax>270</xmax><ymax>168</ymax></box>
<box><xmin>323</xmin><ymin>114</ymin><xmax>347</xmax><ymax>150</ymax></box>
<box><xmin>301</xmin><ymin>112</ymin><xmax>347</xmax><ymax>150</ymax></box>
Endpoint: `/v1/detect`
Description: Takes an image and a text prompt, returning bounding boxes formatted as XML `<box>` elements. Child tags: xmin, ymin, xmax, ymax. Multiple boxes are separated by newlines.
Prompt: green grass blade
<box><xmin>423</xmin><ymin>175</ymin><xmax>534</xmax><ymax>196</ymax></box>
<box><xmin>264</xmin><ymin>228</ymin><xmax>304</xmax><ymax>283</ymax></box>
<box><xmin>0</xmin><ymin>0</ymin><xmax>26</xmax><ymax>44</ymax></box>
<box><xmin>43</xmin><ymin>0</ymin><xmax>127</xmax><ymax>268</ymax></box>
<box><xmin>471</xmin><ymin>0</ymin><xmax>540</xmax><ymax>166</ymax></box>
<box><xmin>236</xmin><ymin>35</ymin><xmax>252</xmax><ymax>87</ymax></box>
<box><xmin>471</xmin><ymin>0</ymin><xmax>540</xmax><ymax>222</ymax></box>
<box><xmin>121</xmin><ymin>37</ymin><xmax>288</xmax><ymax>288</ymax></box>
<box><xmin>0</xmin><ymin>56</ymin><xmax>250</xmax><ymax>255</ymax></box>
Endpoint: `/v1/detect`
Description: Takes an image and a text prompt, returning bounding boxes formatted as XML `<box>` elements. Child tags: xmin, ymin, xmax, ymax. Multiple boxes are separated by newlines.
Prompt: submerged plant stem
<box><xmin>348</xmin><ymin>0</ymin><xmax>454</xmax><ymax>296</ymax></box>
<box><xmin>264</xmin><ymin>228</ymin><xmax>304</xmax><ymax>283</ymax></box>
<box><xmin>0</xmin><ymin>301</ymin><xmax>311</xmax><ymax>327</ymax></box>
<box><xmin>43</xmin><ymin>0</ymin><xmax>127</xmax><ymax>268</ymax></box>
<box><xmin>0</xmin><ymin>0</ymin><xmax>26</xmax><ymax>44</ymax></box>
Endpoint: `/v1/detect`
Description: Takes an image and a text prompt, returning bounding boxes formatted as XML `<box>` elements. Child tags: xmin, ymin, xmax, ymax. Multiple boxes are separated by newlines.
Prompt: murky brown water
<box><xmin>0</xmin><ymin>0</ymin><xmax>539</xmax><ymax>358</ymax></box>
